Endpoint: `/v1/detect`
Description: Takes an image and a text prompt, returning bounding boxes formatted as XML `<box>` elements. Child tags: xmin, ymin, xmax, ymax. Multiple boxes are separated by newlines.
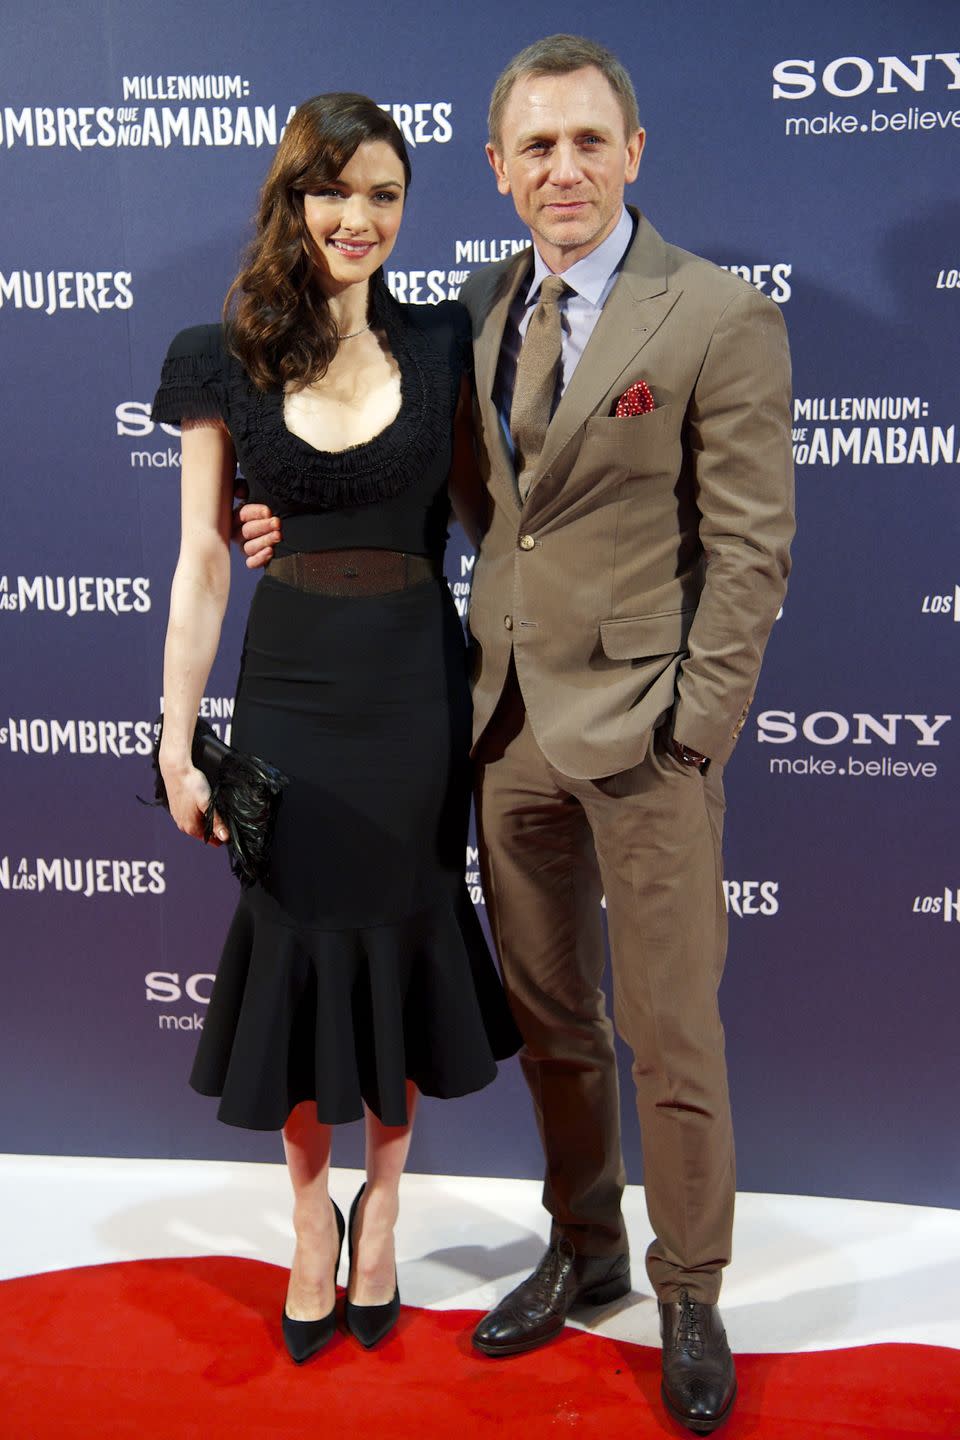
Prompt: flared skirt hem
<box><xmin>189</xmin><ymin>885</ymin><xmax>520</xmax><ymax>1130</ymax></box>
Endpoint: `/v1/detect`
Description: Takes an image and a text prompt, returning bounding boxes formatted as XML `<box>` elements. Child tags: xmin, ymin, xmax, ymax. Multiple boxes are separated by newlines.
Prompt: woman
<box><xmin>152</xmin><ymin>93</ymin><xmax>518</xmax><ymax>1364</ymax></box>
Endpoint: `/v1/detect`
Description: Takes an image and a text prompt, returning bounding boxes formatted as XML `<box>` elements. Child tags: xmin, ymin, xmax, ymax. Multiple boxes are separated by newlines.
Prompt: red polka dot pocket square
<box><xmin>613</xmin><ymin>380</ymin><xmax>656</xmax><ymax>417</ymax></box>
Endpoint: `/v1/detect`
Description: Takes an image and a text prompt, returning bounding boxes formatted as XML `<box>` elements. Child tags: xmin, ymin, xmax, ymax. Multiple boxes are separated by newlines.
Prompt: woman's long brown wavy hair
<box><xmin>224</xmin><ymin>93</ymin><xmax>412</xmax><ymax>392</ymax></box>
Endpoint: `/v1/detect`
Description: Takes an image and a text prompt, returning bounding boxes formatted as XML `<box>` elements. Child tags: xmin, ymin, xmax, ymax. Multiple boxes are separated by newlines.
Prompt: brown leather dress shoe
<box><xmin>659</xmin><ymin>1290</ymin><xmax>736</xmax><ymax>1434</ymax></box>
<box><xmin>472</xmin><ymin>1238</ymin><xmax>631</xmax><ymax>1356</ymax></box>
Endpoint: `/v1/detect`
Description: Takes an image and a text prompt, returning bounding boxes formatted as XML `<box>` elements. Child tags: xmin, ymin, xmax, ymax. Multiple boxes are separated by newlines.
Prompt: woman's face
<box><xmin>303</xmin><ymin>139</ymin><xmax>406</xmax><ymax>295</ymax></box>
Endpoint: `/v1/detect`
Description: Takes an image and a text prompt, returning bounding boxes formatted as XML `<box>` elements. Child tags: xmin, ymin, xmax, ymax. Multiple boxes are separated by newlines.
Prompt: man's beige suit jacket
<box><xmin>459</xmin><ymin>209</ymin><xmax>795</xmax><ymax>778</ymax></box>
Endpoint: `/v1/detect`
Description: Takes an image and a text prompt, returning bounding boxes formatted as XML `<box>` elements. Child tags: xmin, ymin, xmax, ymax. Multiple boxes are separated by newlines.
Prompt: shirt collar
<box><xmin>524</xmin><ymin>206</ymin><xmax>634</xmax><ymax>309</ymax></box>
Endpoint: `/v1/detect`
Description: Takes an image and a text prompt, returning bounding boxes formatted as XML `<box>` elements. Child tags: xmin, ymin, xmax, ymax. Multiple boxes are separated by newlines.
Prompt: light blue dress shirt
<box><xmin>494</xmin><ymin>206</ymin><xmax>636</xmax><ymax>455</ymax></box>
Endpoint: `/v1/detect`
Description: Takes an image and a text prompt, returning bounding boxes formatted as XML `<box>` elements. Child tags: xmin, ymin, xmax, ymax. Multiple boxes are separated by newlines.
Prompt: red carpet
<box><xmin>0</xmin><ymin>1257</ymin><xmax>957</xmax><ymax>1438</ymax></box>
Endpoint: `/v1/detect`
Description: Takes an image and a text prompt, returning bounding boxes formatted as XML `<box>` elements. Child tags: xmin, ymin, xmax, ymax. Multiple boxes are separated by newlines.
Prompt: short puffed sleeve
<box><xmin>405</xmin><ymin>299</ymin><xmax>474</xmax><ymax>388</ymax></box>
<box><xmin>421</xmin><ymin>299</ymin><xmax>473</xmax><ymax>381</ymax></box>
<box><xmin>150</xmin><ymin>324</ymin><xmax>228</xmax><ymax>426</ymax></box>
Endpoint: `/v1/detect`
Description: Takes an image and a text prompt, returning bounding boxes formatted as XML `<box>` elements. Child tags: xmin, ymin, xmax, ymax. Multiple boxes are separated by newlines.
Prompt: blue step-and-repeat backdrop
<box><xmin>1</xmin><ymin>0</ymin><xmax>957</xmax><ymax>1208</ymax></box>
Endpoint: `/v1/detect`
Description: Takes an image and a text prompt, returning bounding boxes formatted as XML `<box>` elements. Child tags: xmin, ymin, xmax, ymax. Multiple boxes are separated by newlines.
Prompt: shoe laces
<box><xmin>530</xmin><ymin>1242</ymin><xmax>573</xmax><ymax>1302</ymax></box>
<box><xmin>676</xmin><ymin>1290</ymin><xmax>705</xmax><ymax>1357</ymax></box>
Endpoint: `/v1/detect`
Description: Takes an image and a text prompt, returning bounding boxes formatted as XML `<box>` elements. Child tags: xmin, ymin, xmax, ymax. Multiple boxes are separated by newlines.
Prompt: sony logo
<box><xmin>145</xmin><ymin>971</ymin><xmax>214</xmax><ymax>1004</ymax></box>
<box><xmin>756</xmin><ymin>711</ymin><xmax>951</xmax><ymax>747</ymax></box>
<box><xmin>773</xmin><ymin>53</ymin><xmax>960</xmax><ymax>101</ymax></box>
<box><xmin>116</xmin><ymin>402</ymin><xmax>179</xmax><ymax>438</ymax></box>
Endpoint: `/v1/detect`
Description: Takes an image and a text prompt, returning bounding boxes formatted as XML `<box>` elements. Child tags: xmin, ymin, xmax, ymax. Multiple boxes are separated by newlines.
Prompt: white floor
<box><xmin>2</xmin><ymin>1155</ymin><xmax>958</xmax><ymax>1354</ymax></box>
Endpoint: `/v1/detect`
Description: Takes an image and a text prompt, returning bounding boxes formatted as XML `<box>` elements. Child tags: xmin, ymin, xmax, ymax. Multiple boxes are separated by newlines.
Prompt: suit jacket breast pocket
<box><xmin>583</xmin><ymin>402</ymin><xmax>679</xmax><ymax>478</ymax></box>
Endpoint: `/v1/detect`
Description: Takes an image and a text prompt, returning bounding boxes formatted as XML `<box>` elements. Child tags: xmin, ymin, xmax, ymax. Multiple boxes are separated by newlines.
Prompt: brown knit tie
<box><xmin>511</xmin><ymin>275</ymin><xmax>568</xmax><ymax>500</ymax></box>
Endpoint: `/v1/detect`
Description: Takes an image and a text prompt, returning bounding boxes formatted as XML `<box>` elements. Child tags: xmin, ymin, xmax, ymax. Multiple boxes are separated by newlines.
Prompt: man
<box><xmin>242</xmin><ymin>36</ymin><xmax>793</xmax><ymax>1434</ymax></box>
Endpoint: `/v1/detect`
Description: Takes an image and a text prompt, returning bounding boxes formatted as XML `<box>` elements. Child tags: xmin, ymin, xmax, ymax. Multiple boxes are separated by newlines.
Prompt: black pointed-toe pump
<box><xmin>344</xmin><ymin>1183</ymin><xmax>401</xmax><ymax>1349</ymax></box>
<box><xmin>282</xmin><ymin>1198</ymin><xmax>346</xmax><ymax>1364</ymax></box>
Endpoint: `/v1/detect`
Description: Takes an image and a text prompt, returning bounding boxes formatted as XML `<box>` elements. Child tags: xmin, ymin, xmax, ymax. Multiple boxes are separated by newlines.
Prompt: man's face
<box><xmin>486</xmin><ymin>66</ymin><xmax>644</xmax><ymax>272</ymax></box>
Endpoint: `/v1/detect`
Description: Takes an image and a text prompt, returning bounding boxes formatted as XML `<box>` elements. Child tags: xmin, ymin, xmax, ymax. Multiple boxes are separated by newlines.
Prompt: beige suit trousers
<box><xmin>476</xmin><ymin>665</ymin><xmax>735</xmax><ymax>1303</ymax></box>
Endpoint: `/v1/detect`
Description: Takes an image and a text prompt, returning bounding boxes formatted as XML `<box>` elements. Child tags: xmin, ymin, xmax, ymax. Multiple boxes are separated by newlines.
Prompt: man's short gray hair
<box><xmin>488</xmin><ymin>34</ymin><xmax>640</xmax><ymax>150</ymax></box>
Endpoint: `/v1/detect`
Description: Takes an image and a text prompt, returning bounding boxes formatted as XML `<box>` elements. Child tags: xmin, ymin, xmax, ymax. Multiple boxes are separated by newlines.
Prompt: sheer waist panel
<box><xmin>267</xmin><ymin>549</ymin><xmax>439</xmax><ymax>597</ymax></box>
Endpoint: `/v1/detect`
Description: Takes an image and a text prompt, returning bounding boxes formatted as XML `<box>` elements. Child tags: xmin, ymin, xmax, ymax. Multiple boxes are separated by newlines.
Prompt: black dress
<box><xmin>151</xmin><ymin>290</ymin><xmax>519</xmax><ymax>1129</ymax></box>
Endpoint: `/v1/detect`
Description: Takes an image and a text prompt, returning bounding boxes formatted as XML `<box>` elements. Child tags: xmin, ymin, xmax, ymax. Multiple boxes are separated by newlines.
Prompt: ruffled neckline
<box><xmin>226</xmin><ymin>297</ymin><xmax>454</xmax><ymax>511</ymax></box>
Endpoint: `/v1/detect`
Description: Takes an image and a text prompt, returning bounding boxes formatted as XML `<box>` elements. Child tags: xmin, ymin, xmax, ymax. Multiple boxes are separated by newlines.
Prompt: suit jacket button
<box><xmin>504</xmin><ymin>615</ymin><xmax>514</xmax><ymax>631</ymax></box>
<box><xmin>519</xmin><ymin>534</ymin><xmax>536</xmax><ymax>551</ymax></box>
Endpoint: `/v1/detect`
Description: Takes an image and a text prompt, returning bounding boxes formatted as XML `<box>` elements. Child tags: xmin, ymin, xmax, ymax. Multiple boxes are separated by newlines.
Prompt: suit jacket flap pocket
<box><xmin>599</xmin><ymin>608</ymin><xmax>695</xmax><ymax>660</ymax></box>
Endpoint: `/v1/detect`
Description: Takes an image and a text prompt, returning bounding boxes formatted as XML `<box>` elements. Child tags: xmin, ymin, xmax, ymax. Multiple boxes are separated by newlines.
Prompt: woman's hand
<box><xmin>159</xmin><ymin>757</ymin><xmax>229</xmax><ymax>845</ymax></box>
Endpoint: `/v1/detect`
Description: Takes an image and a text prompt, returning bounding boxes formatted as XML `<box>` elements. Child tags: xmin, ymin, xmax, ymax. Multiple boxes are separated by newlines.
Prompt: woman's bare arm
<box><xmin>159</xmin><ymin>419</ymin><xmax>237</xmax><ymax>841</ymax></box>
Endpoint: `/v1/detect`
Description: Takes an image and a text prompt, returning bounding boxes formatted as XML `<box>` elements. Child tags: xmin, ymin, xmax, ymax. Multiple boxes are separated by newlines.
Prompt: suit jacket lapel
<box><xmin>529</xmin><ymin>211</ymin><xmax>679</xmax><ymax>490</ymax></box>
<box><xmin>471</xmin><ymin>250</ymin><xmax>531</xmax><ymax>503</ymax></box>
<box><xmin>474</xmin><ymin>250</ymin><xmax>530</xmax><ymax>410</ymax></box>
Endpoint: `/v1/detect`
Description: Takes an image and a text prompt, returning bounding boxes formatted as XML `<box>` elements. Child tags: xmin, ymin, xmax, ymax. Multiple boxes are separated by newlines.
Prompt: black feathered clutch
<box><xmin>144</xmin><ymin>717</ymin><xmax>288</xmax><ymax>888</ymax></box>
